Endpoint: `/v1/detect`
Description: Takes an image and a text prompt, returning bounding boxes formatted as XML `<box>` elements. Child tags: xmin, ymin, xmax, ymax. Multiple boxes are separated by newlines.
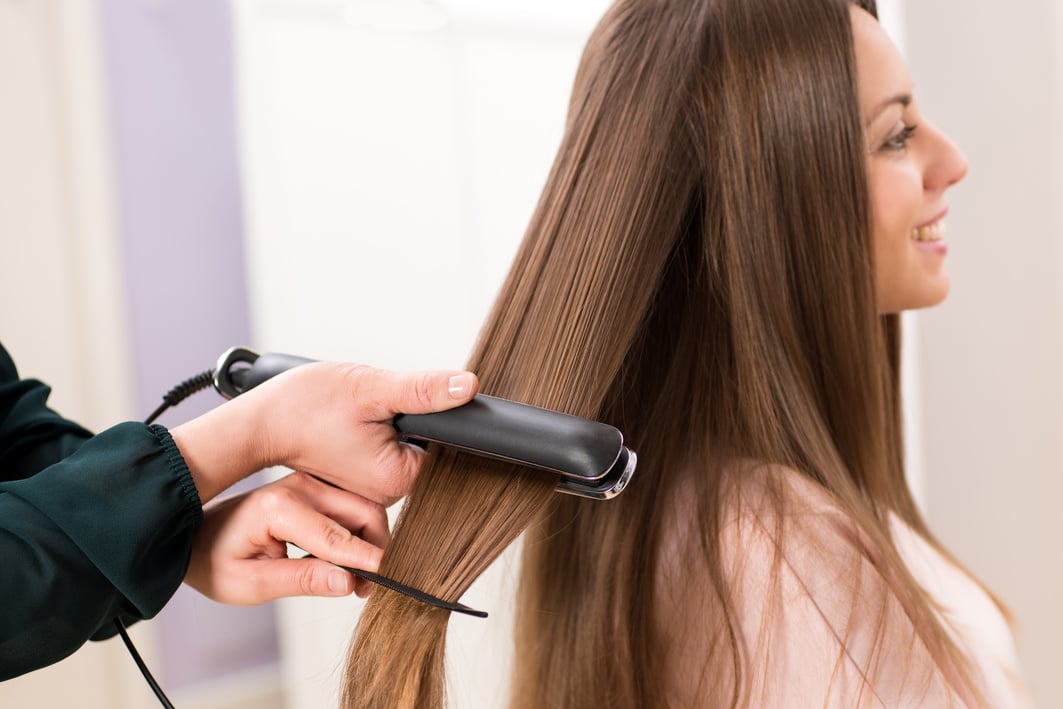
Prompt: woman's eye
<box><xmin>883</xmin><ymin>124</ymin><xmax>918</xmax><ymax>152</ymax></box>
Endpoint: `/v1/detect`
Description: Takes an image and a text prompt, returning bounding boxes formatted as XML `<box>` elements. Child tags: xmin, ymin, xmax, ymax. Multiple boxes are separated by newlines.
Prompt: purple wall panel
<box><xmin>96</xmin><ymin>0</ymin><xmax>279</xmax><ymax>689</ymax></box>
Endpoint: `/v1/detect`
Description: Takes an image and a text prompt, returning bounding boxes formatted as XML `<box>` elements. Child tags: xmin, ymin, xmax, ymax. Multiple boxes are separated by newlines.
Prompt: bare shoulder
<box><xmin>656</xmin><ymin>462</ymin><xmax>959</xmax><ymax>707</ymax></box>
<box><xmin>656</xmin><ymin>459</ymin><xmax>896</xmax><ymax>668</ymax></box>
<box><xmin>709</xmin><ymin>463</ymin><xmax>875</xmax><ymax>603</ymax></box>
<box><xmin>657</xmin><ymin>461</ymin><xmax>864</xmax><ymax>579</ymax></box>
<box><xmin>655</xmin><ymin>460</ymin><xmax>873</xmax><ymax>626</ymax></box>
<box><xmin>722</xmin><ymin>460</ymin><xmax>850</xmax><ymax>520</ymax></box>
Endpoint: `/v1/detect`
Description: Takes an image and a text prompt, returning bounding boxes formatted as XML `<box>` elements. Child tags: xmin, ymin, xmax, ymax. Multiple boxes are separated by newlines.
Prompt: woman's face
<box><xmin>851</xmin><ymin>6</ymin><xmax>968</xmax><ymax>314</ymax></box>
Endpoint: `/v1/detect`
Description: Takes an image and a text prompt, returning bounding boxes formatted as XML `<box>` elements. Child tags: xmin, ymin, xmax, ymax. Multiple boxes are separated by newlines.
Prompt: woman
<box><xmin>341</xmin><ymin>0</ymin><xmax>1029</xmax><ymax>706</ymax></box>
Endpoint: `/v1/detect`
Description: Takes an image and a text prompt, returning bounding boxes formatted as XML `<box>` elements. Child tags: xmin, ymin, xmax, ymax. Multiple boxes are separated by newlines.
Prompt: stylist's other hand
<box><xmin>172</xmin><ymin>363</ymin><xmax>478</xmax><ymax>505</ymax></box>
<box><xmin>185</xmin><ymin>472</ymin><xmax>387</xmax><ymax>603</ymax></box>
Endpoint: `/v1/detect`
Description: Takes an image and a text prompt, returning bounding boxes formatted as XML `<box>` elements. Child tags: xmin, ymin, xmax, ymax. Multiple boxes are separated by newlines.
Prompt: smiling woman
<box><xmin>336</xmin><ymin>1</ymin><xmax>1031</xmax><ymax>707</ymax></box>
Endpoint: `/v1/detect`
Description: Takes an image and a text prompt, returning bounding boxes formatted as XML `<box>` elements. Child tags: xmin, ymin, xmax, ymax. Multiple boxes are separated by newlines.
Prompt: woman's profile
<box><xmin>338</xmin><ymin>0</ymin><xmax>1031</xmax><ymax>706</ymax></box>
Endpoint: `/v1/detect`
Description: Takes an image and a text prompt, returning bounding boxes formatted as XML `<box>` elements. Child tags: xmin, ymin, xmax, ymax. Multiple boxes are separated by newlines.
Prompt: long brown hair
<box><xmin>341</xmin><ymin>0</ymin><xmax>990</xmax><ymax>706</ymax></box>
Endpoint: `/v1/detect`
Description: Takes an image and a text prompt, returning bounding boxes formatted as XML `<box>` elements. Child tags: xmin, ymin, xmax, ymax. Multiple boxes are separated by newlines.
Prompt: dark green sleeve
<box><xmin>0</xmin><ymin>343</ymin><xmax>203</xmax><ymax>680</ymax></box>
<box><xmin>0</xmin><ymin>344</ymin><xmax>94</xmax><ymax>480</ymax></box>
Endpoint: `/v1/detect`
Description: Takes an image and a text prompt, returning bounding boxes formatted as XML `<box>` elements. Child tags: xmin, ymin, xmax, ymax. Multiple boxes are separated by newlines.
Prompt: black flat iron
<box><xmin>213</xmin><ymin>347</ymin><xmax>637</xmax><ymax>500</ymax></box>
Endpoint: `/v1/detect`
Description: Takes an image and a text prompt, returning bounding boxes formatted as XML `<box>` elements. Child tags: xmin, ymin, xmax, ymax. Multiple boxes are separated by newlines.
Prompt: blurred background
<box><xmin>1</xmin><ymin>0</ymin><xmax>1060</xmax><ymax>706</ymax></box>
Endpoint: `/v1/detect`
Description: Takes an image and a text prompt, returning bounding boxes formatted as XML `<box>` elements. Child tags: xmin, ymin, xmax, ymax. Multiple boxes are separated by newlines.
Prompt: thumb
<box><xmin>362</xmin><ymin>369</ymin><xmax>479</xmax><ymax>419</ymax></box>
<box><xmin>250</xmin><ymin>558</ymin><xmax>355</xmax><ymax>601</ymax></box>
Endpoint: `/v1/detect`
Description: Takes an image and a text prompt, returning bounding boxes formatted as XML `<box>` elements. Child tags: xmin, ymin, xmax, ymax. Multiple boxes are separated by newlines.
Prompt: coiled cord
<box><xmin>144</xmin><ymin>369</ymin><xmax>215</xmax><ymax>425</ymax></box>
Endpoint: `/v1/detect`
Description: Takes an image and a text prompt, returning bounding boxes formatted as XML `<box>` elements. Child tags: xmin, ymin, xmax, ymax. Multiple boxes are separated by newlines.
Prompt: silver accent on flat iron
<box><xmin>214</xmin><ymin>346</ymin><xmax>259</xmax><ymax>399</ymax></box>
<box><xmin>556</xmin><ymin>447</ymin><xmax>636</xmax><ymax>500</ymax></box>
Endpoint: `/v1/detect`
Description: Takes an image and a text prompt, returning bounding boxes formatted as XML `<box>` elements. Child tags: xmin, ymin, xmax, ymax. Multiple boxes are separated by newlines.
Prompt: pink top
<box><xmin>656</xmin><ymin>464</ymin><xmax>1032</xmax><ymax>708</ymax></box>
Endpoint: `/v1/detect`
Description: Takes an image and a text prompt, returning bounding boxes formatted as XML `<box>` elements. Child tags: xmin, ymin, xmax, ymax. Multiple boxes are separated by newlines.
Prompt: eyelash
<box><xmin>883</xmin><ymin>124</ymin><xmax>918</xmax><ymax>152</ymax></box>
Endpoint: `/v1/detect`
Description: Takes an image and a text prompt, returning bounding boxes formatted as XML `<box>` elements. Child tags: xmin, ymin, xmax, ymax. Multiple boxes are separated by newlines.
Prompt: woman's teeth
<box><xmin>912</xmin><ymin>219</ymin><xmax>946</xmax><ymax>242</ymax></box>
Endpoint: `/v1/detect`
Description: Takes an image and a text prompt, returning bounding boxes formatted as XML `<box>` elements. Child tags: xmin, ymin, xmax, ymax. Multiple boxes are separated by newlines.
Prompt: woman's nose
<box><xmin>924</xmin><ymin>121</ymin><xmax>969</xmax><ymax>192</ymax></box>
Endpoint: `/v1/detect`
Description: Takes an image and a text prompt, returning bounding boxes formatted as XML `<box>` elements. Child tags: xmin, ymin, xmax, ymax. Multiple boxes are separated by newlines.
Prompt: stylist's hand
<box><xmin>259</xmin><ymin>362</ymin><xmax>478</xmax><ymax>506</ymax></box>
<box><xmin>185</xmin><ymin>471</ymin><xmax>386</xmax><ymax>603</ymax></box>
<box><xmin>172</xmin><ymin>363</ymin><xmax>478</xmax><ymax>505</ymax></box>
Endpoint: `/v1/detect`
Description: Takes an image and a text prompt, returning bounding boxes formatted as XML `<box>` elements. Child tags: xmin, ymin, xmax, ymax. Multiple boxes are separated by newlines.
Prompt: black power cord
<box><xmin>114</xmin><ymin>367</ymin><xmax>216</xmax><ymax>708</ymax></box>
<box><xmin>114</xmin><ymin>617</ymin><xmax>175</xmax><ymax>709</ymax></box>
<box><xmin>144</xmin><ymin>370</ymin><xmax>216</xmax><ymax>426</ymax></box>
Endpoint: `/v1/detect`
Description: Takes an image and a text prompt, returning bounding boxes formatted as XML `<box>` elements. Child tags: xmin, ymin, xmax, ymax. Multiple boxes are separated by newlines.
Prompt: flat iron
<box><xmin>213</xmin><ymin>347</ymin><xmax>637</xmax><ymax>500</ymax></box>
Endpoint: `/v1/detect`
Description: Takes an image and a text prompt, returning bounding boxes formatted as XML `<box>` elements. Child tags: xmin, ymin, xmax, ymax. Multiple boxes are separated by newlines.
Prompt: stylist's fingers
<box><xmin>264</xmin><ymin>475</ymin><xmax>387</xmax><ymax>577</ymax></box>
<box><xmin>285</xmin><ymin>471</ymin><xmax>391</xmax><ymax>550</ymax></box>
<box><xmin>246</xmin><ymin>557</ymin><xmax>358</xmax><ymax>600</ymax></box>
<box><xmin>256</xmin><ymin>363</ymin><xmax>479</xmax><ymax>506</ymax></box>
<box><xmin>356</xmin><ymin>367</ymin><xmax>479</xmax><ymax>420</ymax></box>
<box><xmin>343</xmin><ymin>368</ymin><xmax>479</xmax><ymax>505</ymax></box>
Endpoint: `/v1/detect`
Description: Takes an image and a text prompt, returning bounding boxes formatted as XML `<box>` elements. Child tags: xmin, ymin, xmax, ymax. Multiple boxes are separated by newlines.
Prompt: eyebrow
<box><xmin>866</xmin><ymin>93</ymin><xmax>912</xmax><ymax>125</ymax></box>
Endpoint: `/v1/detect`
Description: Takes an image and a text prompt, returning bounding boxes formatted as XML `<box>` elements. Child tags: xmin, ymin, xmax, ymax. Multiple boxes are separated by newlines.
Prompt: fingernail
<box><xmin>328</xmin><ymin>570</ymin><xmax>350</xmax><ymax>594</ymax></box>
<box><xmin>448</xmin><ymin>373</ymin><xmax>474</xmax><ymax>399</ymax></box>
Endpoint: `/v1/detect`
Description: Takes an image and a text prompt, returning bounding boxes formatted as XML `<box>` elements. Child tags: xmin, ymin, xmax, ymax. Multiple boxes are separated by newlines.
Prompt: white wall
<box><xmin>0</xmin><ymin>0</ymin><xmax>133</xmax><ymax>428</ymax></box>
<box><xmin>903</xmin><ymin>0</ymin><xmax>1063</xmax><ymax>705</ymax></box>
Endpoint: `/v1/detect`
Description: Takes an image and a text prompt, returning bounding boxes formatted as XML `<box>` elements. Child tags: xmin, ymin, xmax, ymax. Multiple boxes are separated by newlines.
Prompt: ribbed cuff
<box><xmin>148</xmin><ymin>423</ymin><xmax>204</xmax><ymax>532</ymax></box>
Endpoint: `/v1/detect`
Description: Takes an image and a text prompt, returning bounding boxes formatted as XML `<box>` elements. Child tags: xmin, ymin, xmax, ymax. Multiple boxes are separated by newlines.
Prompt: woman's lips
<box><xmin>911</xmin><ymin>218</ymin><xmax>948</xmax><ymax>255</ymax></box>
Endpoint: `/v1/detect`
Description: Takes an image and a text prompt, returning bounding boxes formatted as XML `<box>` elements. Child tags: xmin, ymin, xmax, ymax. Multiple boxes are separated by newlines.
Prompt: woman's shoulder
<box><xmin>657</xmin><ymin>462</ymin><xmax>963</xmax><ymax>707</ymax></box>
<box><xmin>658</xmin><ymin>459</ymin><xmax>878</xmax><ymax>619</ymax></box>
<box><xmin>718</xmin><ymin>461</ymin><xmax>863</xmax><ymax>548</ymax></box>
<box><xmin>714</xmin><ymin>462</ymin><xmax>873</xmax><ymax>585</ymax></box>
<box><xmin>660</xmin><ymin>460</ymin><xmax>866</xmax><ymax>568</ymax></box>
